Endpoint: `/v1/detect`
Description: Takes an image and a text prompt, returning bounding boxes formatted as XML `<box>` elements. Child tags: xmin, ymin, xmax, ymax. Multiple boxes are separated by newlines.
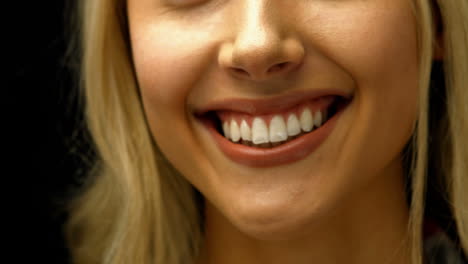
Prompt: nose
<box><xmin>218</xmin><ymin>1</ymin><xmax>305</xmax><ymax>81</ymax></box>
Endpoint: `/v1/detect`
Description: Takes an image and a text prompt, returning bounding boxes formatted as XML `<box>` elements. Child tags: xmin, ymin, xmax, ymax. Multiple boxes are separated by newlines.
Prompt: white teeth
<box><xmin>240</xmin><ymin>120</ymin><xmax>251</xmax><ymax>141</ymax></box>
<box><xmin>252</xmin><ymin>117</ymin><xmax>269</xmax><ymax>144</ymax></box>
<box><xmin>230</xmin><ymin>119</ymin><xmax>241</xmax><ymax>142</ymax></box>
<box><xmin>314</xmin><ymin>111</ymin><xmax>323</xmax><ymax>127</ymax></box>
<box><xmin>300</xmin><ymin>108</ymin><xmax>314</xmax><ymax>132</ymax></box>
<box><xmin>286</xmin><ymin>114</ymin><xmax>301</xmax><ymax>136</ymax></box>
<box><xmin>222</xmin><ymin>121</ymin><xmax>230</xmax><ymax>138</ymax></box>
<box><xmin>269</xmin><ymin>115</ymin><xmax>288</xmax><ymax>143</ymax></box>
<box><xmin>220</xmin><ymin>107</ymin><xmax>328</xmax><ymax>145</ymax></box>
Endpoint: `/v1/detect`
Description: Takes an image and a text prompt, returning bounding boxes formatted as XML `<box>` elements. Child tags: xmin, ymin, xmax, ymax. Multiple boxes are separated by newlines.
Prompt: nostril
<box><xmin>229</xmin><ymin>62</ymin><xmax>293</xmax><ymax>79</ymax></box>
<box><xmin>232</xmin><ymin>67</ymin><xmax>250</xmax><ymax>77</ymax></box>
<box><xmin>267</xmin><ymin>62</ymin><xmax>289</xmax><ymax>74</ymax></box>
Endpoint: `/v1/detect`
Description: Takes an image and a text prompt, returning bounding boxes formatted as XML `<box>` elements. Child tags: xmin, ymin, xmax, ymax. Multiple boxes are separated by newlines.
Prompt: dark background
<box><xmin>7</xmin><ymin>1</ymin><xmax>86</xmax><ymax>263</ymax></box>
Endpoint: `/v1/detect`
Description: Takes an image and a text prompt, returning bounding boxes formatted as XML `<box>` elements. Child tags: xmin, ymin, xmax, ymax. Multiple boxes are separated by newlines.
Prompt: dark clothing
<box><xmin>424</xmin><ymin>219</ymin><xmax>467</xmax><ymax>264</ymax></box>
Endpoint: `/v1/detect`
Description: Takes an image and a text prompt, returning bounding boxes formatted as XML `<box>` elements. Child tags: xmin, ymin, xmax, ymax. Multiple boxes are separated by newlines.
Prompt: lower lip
<box><xmin>201</xmin><ymin>102</ymin><xmax>349</xmax><ymax>168</ymax></box>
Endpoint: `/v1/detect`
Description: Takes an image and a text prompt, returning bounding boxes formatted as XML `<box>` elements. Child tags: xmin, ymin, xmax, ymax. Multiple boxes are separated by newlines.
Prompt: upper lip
<box><xmin>195</xmin><ymin>88</ymin><xmax>353</xmax><ymax>116</ymax></box>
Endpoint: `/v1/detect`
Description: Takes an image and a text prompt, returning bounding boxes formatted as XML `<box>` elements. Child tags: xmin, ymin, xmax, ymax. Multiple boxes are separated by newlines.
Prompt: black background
<box><xmin>7</xmin><ymin>1</ymin><xmax>85</xmax><ymax>263</ymax></box>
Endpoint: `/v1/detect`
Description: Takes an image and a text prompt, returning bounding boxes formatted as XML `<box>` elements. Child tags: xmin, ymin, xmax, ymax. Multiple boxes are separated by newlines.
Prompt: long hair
<box><xmin>65</xmin><ymin>0</ymin><xmax>468</xmax><ymax>263</ymax></box>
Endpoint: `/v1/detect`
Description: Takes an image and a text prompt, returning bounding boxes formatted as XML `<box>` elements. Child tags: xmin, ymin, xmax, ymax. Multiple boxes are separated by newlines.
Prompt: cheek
<box><xmin>130</xmin><ymin>15</ymin><xmax>224</xmax><ymax>116</ymax></box>
<box><xmin>128</xmin><ymin>19</ymin><xmax>223</xmax><ymax>182</ymax></box>
<box><xmin>322</xmin><ymin>5</ymin><xmax>419</xmax><ymax>114</ymax></box>
<box><xmin>132</xmin><ymin>29</ymin><xmax>200</xmax><ymax>113</ymax></box>
<box><xmin>299</xmin><ymin>3</ymin><xmax>420</xmax><ymax>151</ymax></box>
<box><xmin>317</xmin><ymin>4</ymin><xmax>419</xmax><ymax>87</ymax></box>
<box><xmin>306</xmin><ymin>4</ymin><xmax>419</xmax><ymax>182</ymax></box>
<box><xmin>345</xmin><ymin>9</ymin><xmax>419</xmax><ymax>138</ymax></box>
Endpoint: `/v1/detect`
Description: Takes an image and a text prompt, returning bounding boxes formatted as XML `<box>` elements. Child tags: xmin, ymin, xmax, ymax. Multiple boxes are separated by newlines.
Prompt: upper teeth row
<box><xmin>222</xmin><ymin>108</ymin><xmax>325</xmax><ymax>144</ymax></box>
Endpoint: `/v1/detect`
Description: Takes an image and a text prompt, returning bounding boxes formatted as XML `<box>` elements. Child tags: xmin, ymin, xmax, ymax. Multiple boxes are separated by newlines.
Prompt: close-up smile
<box><xmin>196</xmin><ymin>90</ymin><xmax>353</xmax><ymax>167</ymax></box>
<box><xmin>63</xmin><ymin>0</ymin><xmax>468</xmax><ymax>263</ymax></box>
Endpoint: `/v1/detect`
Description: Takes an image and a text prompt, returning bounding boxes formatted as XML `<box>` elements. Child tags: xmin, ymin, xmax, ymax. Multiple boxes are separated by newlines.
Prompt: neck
<box><xmin>195</xmin><ymin>159</ymin><xmax>412</xmax><ymax>264</ymax></box>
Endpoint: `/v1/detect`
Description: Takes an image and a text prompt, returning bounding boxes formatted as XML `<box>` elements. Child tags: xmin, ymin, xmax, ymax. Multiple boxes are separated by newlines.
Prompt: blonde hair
<box><xmin>65</xmin><ymin>0</ymin><xmax>468</xmax><ymax>263</ymax></box>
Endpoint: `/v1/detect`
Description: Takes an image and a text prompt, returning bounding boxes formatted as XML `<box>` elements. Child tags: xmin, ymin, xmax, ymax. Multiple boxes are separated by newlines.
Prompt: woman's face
<box><xmin>127</xmin><ymin>0</ymin><xmax>418</xmax><ymax>238</ymax></box>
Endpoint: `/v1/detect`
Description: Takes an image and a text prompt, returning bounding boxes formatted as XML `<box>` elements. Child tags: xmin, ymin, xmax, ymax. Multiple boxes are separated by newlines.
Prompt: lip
<box><xmin>195</xmin><ymin>89</ymin><xmax>353</xmax><ymax>116</ymax></box>
<box><xmin>198</xmin><ymin>94</ymin><xmax>351</xmax><ymax>167</ymax></box>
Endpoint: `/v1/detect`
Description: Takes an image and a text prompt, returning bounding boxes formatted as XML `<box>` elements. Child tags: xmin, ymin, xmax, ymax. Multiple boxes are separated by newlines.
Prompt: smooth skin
<box><xmin>127</xmin><ymin>0</ymin><xmax>421</xmax><ymax>263</ymax></box>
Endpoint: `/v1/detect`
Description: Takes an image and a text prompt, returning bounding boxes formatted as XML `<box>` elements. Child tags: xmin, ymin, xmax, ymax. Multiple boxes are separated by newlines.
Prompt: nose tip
<box><xmin>219</xmin><ymin>39</ymin><xmax>305</xmax><ymax>81</ymax></box>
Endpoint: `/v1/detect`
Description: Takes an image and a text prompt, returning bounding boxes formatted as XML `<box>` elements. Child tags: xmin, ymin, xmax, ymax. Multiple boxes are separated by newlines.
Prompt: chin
<box><xmin>219</xmin><ymin>189</ymin><xmax>331</xmax><ymax>241</ymax></box>
<box><xmin>232</xmin><ymin>210</ymin><xmax>319</xmax><ymax>241</ymax></box>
